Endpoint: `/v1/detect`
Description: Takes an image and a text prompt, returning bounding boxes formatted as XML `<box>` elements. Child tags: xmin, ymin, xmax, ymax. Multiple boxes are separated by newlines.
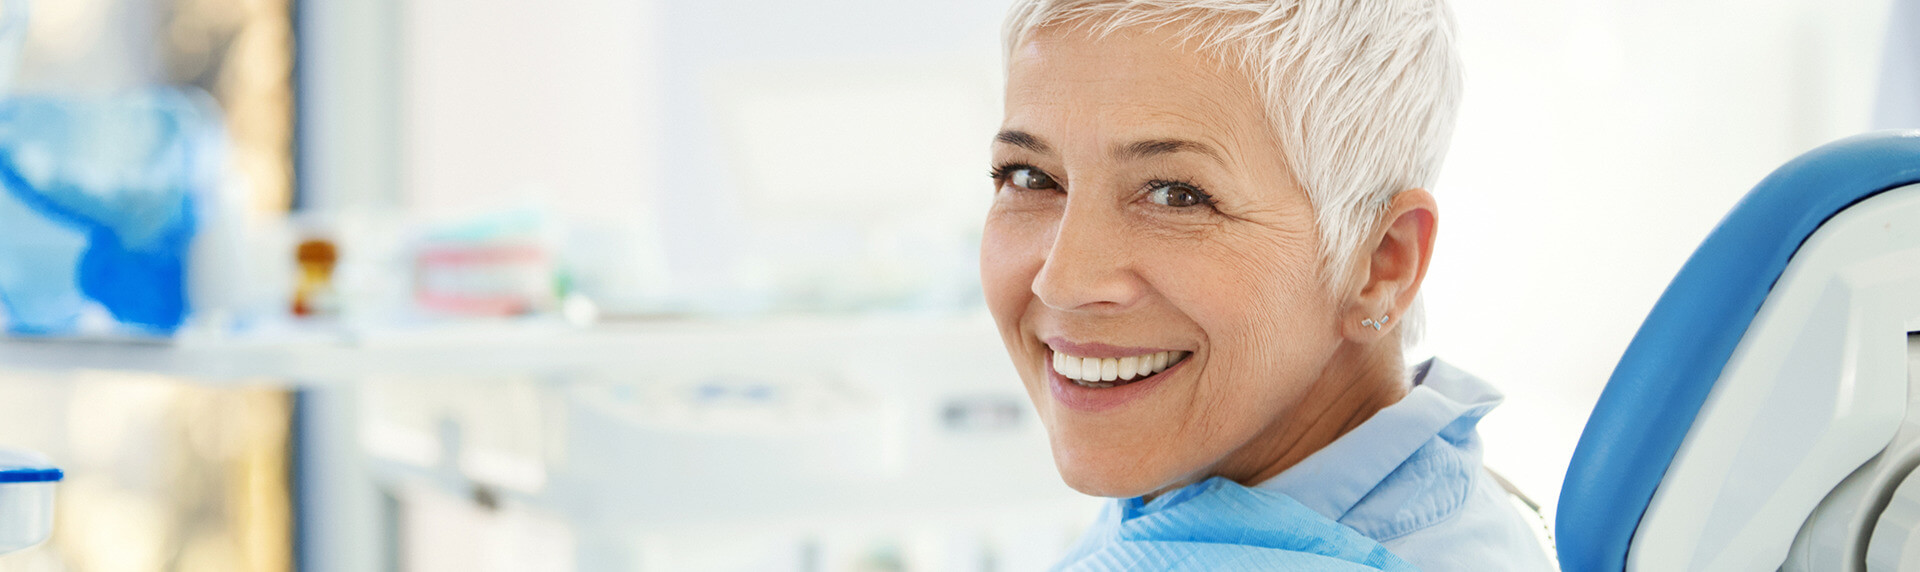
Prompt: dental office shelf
<box><xmin>0</xmin><ymin>314</ymin><xmax>1003</xmax><ymax>384</ymax></box>
<box><xmin>0</xmin><ymin>326</ymin><xmax>584</xmax><ymax>384</ymax></box>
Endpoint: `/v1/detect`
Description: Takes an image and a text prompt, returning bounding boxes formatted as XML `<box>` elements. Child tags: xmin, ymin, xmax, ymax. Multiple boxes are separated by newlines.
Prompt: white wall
<box><xmin>1879</xmin><ymin>0</ymin><xmax>1920</xmax><ymax>128</ymax></box>
<box><xmin>399</xmin><ymin>0</ymin><xmax>661</xmax><ymax>225</ymax></box>
<box><xmin>646</xmin><ymin>0</ymin><xmax>1011</xmax><ymax>312</ymax></box>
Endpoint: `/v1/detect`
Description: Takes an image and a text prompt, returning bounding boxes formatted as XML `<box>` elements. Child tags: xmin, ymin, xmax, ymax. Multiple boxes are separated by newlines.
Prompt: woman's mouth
<box><xmin>1050</xmin><ymin>349</ymin><xmax>1190</xmax><ymax>388</ymax></box>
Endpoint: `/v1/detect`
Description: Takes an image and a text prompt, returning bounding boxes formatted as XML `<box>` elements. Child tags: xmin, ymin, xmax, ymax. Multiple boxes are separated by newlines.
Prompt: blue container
<box><xmin>0</xmin><ymin>90</ymin><xmax>225</xmax><ymax>337</ymax></box>
<box><xmin>0</xmin><ymin>448</ymin><xmax>61</xmax><ymax>555</ymax></box>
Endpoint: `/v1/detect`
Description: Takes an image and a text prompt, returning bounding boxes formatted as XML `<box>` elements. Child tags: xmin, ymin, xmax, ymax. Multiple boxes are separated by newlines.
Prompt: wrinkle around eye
<box><xmin>990</xmin><ymin>184</ymin><xmax>1066</xmax><ymax>218</ymax></box>
<box><xmin>1225</xmin><ymin>201</ymin><xmax>1318</xmax><ymax>237</ymax></box>
<box><xmin>1125</xmin><ymin>205</ymin><xmax>1229</xmax><ymax>241</ymax></box>
<box><xmin>1123</xmin><ymin>195</ymin><xmax>1314</xmax><ymax>247</ymax></box>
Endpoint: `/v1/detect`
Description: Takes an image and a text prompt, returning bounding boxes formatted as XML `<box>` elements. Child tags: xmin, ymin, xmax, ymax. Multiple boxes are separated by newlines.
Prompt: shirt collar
<box><xmin>1252</xmin><ymin>358</ymin><xmax>1504</xmax><ymax>522</ymax></box>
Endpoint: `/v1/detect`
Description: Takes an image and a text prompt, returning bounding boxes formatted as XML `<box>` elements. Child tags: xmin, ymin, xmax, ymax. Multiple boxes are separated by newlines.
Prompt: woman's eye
<box><xmin>1006</xmin><ymin>167</ymin><xmax>1058</xmax><ymax>191</ymax></box>
<box><xmin>1147</xmin><ymin>181</ymin><xmax>1212</xmax><ymax>208</ymax></box>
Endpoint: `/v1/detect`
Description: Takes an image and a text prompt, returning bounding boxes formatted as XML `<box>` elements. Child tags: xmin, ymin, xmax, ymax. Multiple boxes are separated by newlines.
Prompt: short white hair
<box><xmin>1002</xmin><ymin>0</ymin><xmax>1461</xmax><ymax>347</ymax></box>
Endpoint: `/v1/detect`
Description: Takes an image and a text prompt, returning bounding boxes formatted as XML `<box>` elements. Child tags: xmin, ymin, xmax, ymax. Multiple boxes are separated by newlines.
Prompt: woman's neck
<box><xmin>1158</xmin><ymin>340</ymin><xmax>1413</xmax><ymax>499</ymax></box>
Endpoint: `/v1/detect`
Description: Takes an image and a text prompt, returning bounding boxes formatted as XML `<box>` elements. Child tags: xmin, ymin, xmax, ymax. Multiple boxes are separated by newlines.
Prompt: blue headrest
<box><xmin>1556</xmin><ymin>130</ymin><xmax>1920</xmax><ymax>571</ymax></box>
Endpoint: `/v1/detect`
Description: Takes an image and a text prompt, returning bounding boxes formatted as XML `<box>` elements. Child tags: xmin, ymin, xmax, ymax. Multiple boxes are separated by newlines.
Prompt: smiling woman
<box><xmin>979</xmin><ymin>1</ymin><xmax>1558</xmax><ymax>570</ymax></box>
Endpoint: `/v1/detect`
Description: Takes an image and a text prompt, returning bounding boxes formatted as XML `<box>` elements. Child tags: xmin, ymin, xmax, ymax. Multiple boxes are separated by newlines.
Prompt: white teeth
<box><xmin>1051</xmin><ymin>348</ymin><xmax>1188</xmax><ymax>385</ymax></box>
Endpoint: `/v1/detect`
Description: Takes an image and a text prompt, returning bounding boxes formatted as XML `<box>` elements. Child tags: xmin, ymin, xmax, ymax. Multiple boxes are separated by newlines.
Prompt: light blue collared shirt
<box><xmin>1053</xmin><ymin>358</ymin><xmax>1558</xmax><ymax>571</ymax></box>
<box><xmin>1254</xmin><ymin>358</ymin><xmax>1557</xmax><ymax>571</ymax></box>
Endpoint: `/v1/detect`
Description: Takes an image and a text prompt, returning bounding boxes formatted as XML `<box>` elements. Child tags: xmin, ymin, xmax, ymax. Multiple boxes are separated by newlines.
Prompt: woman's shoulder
<box><xmin>1339</xmin><ymin>434</ymin><xmax>1481</xmax><ymax>541</ymax></box>
<box><xmin>1339</xmin><ymin>359</ymin><xmax>1560</xmax><ymax>570</ymax></box>
<box><xmin>1377</xmin><ymin>463</ymin><xmax>1559</xmax><ymax>571</ymax></box>
<box><xmin>1054</xmin><ymin>478</ymin><xmax>1421</xmax><ymax>571</ymax></box>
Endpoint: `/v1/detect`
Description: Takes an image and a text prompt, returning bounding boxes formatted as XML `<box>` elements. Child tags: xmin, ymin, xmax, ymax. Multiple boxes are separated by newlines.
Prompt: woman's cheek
<box><xmin>984</xmin><ymin>203</ymin><xmax>1056</xmax><ymax>269</ymax></box>
<box><xmin>981</xmin><ymin>213</ymin><xmax>1044</xmax><ymax>319</ymax></box>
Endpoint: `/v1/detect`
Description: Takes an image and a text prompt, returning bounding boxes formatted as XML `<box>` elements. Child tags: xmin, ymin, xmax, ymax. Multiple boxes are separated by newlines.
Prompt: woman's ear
<box><xmin>1344</xmin><ymin>188</ymin><xmax>1438</xmax><ymax>341</ymax></box>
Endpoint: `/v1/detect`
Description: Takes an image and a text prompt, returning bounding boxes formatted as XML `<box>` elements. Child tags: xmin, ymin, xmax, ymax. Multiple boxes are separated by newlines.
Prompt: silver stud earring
<box><xmin>1360</xmin><ymin>315</ymin><xmax>1390</xmax><ymax>331</ymax></box>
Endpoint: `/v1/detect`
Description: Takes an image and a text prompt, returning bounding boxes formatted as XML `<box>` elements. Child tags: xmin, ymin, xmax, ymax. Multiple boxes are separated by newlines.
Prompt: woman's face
<box><xmin>982</xmin><ymin>25</ymin><xmax>1347</xmax><ymax>498</ymax></box>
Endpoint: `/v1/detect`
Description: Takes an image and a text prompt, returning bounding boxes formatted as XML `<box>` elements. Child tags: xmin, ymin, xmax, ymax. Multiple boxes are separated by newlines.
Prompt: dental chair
<box><xmin>1556</xmin><ymin>130</ymin><xmax>1920</xmax><ymax>571</ymax></box>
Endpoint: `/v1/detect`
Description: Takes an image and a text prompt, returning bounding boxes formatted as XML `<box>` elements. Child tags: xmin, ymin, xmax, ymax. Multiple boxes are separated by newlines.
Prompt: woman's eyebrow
<box><xmin>1117</xmin><ymin>138</ymin><xmax>1226</xmax><ymax>164</ymax></box>
<box><xmin>995</xmin><ymin>130</ymin><xmax>1053</xmax><ymax>155</ymax></box>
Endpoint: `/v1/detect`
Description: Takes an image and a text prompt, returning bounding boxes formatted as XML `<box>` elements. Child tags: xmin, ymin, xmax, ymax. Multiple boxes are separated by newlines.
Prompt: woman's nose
<box><xmin>1031</xmin><ymin>201</ymin><xmax>1145</xmax><ymax>312</ymax></box>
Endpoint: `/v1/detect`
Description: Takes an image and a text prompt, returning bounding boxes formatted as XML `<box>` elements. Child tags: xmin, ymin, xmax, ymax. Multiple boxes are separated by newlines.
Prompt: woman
<box><xmin>980</xmin><ymin>1</ymin><xmax>1558</xmax><ymax>570</ymax></box>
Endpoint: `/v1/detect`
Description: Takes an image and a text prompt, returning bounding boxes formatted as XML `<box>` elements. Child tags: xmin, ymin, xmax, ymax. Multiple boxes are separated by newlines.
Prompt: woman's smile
<box><xmin>1049</xmin><ymin>347</ymin><xmax>1187</xmax><ymax>387</ymax></box>
<box><xmin>1044</xmin><ymin>346</ymin><xmax>1195</xmax><ymax>413</ymax></box>
<box><xmin>1037</xmin><ymin>335</ymin><xmax>1197</xmax><ymax>412</ymax></box>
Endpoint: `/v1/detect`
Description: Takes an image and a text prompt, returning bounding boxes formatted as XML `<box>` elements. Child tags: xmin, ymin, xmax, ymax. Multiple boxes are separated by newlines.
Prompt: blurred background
<box><xmin>0</xmin><ymin>0</ymin><xmax>1911</xmax><ymax>570</ymax></box>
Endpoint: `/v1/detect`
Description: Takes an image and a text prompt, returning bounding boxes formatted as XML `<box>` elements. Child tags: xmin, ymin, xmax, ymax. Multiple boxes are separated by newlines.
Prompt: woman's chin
<box><xmin>1058</xmin><ymin>471</ymin><xmax>1150</xmax><ymax>498</ymax></box>
<box><xmin>1052</xmin><ymin>455</ymin><xmax>1182</xmax><ymax>499</ymax></box>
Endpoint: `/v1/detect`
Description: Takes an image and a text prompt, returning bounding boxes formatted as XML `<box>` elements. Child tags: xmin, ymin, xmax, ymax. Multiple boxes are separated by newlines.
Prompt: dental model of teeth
<box><xmin>1052</xmin><ymin>350</ymin><xmax>1188</xmax><ymax>388</ymax></box>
